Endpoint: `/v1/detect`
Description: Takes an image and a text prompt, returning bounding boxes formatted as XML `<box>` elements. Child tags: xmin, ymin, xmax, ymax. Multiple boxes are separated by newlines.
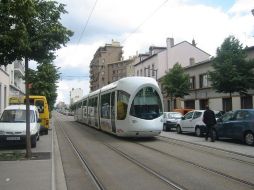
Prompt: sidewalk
<box><xmin>0</xmin><ymin>120</ymin><xmax>67</xmax><ymax>190</ymax></box>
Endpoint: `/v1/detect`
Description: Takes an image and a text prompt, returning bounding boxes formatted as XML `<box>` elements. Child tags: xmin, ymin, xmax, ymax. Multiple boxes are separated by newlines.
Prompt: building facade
<box><xmin>108</xmin><ymin>58</ymin><xmax>133</xmax><ymax>83</ymax></box>
<box><xmin>181</xmin><ymin>46</ymin><xmax>254</xmax><ymax>112</ymax></box>
<box><xmin>134</xmin><ymin>38</ymin><xmax>211</xmax><ymax>111</ymax></box>
<box><xmin>70</xmin><ymin>88</ymin><xmax>83</xmax><ymax>105</ymax></box>
<box><xmin>89</xmin><ymin>40</ymin><xmax>123</xmax><ymax>92</ymax></box>
<box><xmin>0</xmin><ymin>65</ymin><xmax>9</xmax><ymax>115</ymax></box>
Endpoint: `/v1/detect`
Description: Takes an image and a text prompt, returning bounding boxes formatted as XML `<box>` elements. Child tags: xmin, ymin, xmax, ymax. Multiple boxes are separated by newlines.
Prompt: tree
<box><xmin>209</xmin><ymin>36</ymin><xmax>254</xmax><ymax>98</ymax></box>
<box><xmin>28</xmin><ymin>62</ymin><xmax>60</xmax><ymax>111</ymax></box>
<box><xmin>0</xmin><ymin>0</ymin><xmax>73</xmax><ymax>158</ymax></box>
<box><xmin>162</xmin><ymin>63</ymin><xmax>190</xmax><ymax>111</ymax></box>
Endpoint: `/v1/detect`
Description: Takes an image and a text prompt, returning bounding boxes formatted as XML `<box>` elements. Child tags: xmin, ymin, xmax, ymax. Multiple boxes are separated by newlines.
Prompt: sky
<box><xmin>45</xmin><ymin>0</ymin><xmax>254</xmax><ymax>105</ymax></box>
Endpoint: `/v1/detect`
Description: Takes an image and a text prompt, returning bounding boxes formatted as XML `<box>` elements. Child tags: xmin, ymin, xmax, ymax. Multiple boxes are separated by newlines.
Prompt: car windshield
<box><xmin>170</xmin><ymin>113</ymin><xmax>182</xmax><ymax>119</ymax></box>
<box><xmin>0</xmin><ymin>110</ymin><xmax>35</xmax><ymax>123</ymax></box>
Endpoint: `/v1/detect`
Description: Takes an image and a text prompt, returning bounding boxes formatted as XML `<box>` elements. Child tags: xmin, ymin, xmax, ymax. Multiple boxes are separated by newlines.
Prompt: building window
<box><xmin>152</xmin><ymin>64</ymin><xmax>155</xmax><ymax>76</ymax></box>
<box><xmin>137</xmin><ymin>70</ymin><xmax>139</xmax><ymax>76</ymax></box>
<box><xmin>222</xmin><ymin>97</ymin><xmax>232</xmax><ymax>112</ymax></box>
<box><xmin>199</xmin><ymin>99</ymin><xmax>208</xmax><ymax>110</ymax></box>
<box><xmin>140</xmin><ymin>69</ymin><xmax>142</xmax><ymax>76</ymax></box>
<box><xmin>241</xmin><ymin>95</ymin><xmax>253</xmax><ymax>109</ymax></box>
<box><xmin>184</xmin><ymin>100</ymin><xmax>195</xmax><ymax>109</ymax></box>
<box><xmin>189</xmin><ymin>76</ymin><xmax>195</xmax><ymax>89</ymax></box>
<box><xmin>199</xmin><ymin>74</ymin><xmax>208</xmax><ymax>88</ymax></box>
<box><xmin>148</xmin><ymin>65</ymin><xmax>150</xmax><ymax>77</ymax></box>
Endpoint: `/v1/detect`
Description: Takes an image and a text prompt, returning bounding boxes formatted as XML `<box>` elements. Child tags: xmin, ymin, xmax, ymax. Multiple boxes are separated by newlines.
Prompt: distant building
<box><xmin>70</xmin><ymin>88</ymin><xmax>83</xmax><ymax>105</ymax></box>
<box><xmin>89</xmin><ymin>40</ymin><xmax>123</xmax><ymax>92</ymax></box>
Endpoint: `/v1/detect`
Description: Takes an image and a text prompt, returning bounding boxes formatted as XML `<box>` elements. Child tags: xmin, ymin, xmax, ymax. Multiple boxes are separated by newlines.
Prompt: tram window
<box><xmin>101</xmin><ymin>93</ymin><xmax>110</xmax><ymax>119</ymax></box>
<box><xmin>117</xmin><ymin>91</ymin><xmax>130</xmax><ymax>120</ymax></box>
<box><xmin>130</xmin><ymin>87</ymin><xmax>162</xmax><ymax>120</ymax></box>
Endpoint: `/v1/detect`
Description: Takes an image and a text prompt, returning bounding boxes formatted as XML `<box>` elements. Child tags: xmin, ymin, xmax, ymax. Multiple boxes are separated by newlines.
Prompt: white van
<box><xmin>0</xmin><ymin>105</ymin><xmax>40</xmax><ymax>148</ymax></box>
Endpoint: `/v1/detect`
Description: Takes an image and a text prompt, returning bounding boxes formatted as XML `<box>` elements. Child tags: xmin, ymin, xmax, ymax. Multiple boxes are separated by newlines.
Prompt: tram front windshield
<box><xmin>130</xmin><ymin>87</ymin><xmax>163</xmax><ymax>120</ymax></box>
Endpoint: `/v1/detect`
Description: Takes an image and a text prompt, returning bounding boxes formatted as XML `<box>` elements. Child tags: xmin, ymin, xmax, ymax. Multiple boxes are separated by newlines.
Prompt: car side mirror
<box><xmin>181</xmin><ymin>116</ymin><xmax>185</xmax><ymax>120</ymax></box>
<box><xmin>37</xmin><ymin>118</ymin><xmax>42</xmax><ymax>123</ymax></box>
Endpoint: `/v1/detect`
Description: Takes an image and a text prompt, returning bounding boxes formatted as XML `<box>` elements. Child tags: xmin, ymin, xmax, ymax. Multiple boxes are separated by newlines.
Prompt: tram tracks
<box><xmin>55</xmin><ymin>115</ymin><xmax>254</xmax><ymax>190</ymax></box>
<box><xmin>59</xmin><ymin>123</ymin><xmax>106</xmax><ymax>190</ymax></box>
<box><xmin>158</xmin><ymin>136</ymin><xmax>254</xmax><ymax>166</ymax></box>
<box><xmin>58</xmin><ymin>119</ymin><xmax>187</xmax><ymax>190</ymax></box>
<box><xmin>130</xmin><ymin>141</ymin><xmax>254</xmax><ymax>188</ymax></box>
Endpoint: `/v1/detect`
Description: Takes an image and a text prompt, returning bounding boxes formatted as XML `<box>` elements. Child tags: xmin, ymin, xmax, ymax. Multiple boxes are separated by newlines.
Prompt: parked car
<box><xmin>176</xmin><ymin>110</ymin><xmax>221</xmax><ymax>137</ymax></box>
<box><xmin>163</xmin><ymin>112</ymin><xmax>183</xmax><ymax>131</ymax></box>
<box><xmin>0</xmin><ymin>105</ymin><xmax>40</xmax><ymax>147</ymax></box>
<box><xmin>214</xmin><ymin>109</ymin><xmax>254</xmax><ymax>146</ymax></box>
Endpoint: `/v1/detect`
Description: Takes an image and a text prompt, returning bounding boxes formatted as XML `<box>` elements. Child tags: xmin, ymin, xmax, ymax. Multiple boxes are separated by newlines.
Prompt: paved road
<box><xmin>55</xmin><ymin>113</ymin><xmax>254</xmax><ymax>190</ymax></box>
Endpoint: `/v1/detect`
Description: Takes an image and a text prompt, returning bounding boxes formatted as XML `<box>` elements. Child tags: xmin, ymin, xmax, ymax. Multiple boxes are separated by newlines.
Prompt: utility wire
<box><xmin>77</xmin><ymin>0</ymin><xmax>99</xmax><ymax>45</ymax></box>
<box><xmin>121</xmin><ymin>0</ymin><xmax>168</xmax><ymax>45</ymax></box>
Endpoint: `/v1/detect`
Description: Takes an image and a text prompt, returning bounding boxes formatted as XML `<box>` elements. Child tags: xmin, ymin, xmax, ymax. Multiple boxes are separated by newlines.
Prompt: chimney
<box><xmin>190</xmin><ymin>57</ymin><xmax>195</xmax><ymax>65</ymax></box>
<box><xmin>192</xmin><ymin>39</ymin><xmax>197</xmax><ymax>47</ymax></box>
<box><xmin>166</xmin><ymin>38</ymin><xmax>174</xmax><ymax>49</ymax></box>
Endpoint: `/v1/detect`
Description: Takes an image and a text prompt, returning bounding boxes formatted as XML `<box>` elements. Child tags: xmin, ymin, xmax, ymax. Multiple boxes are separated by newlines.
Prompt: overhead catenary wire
<box><xmin>121</xmin><ymin>0</ymin><xmax>168</xmax><ymax>45</ymax></box>
<box><xmin>77</xmin><ymin>0</ymin><xmax>99</xmax><ymax>45</ymax></box>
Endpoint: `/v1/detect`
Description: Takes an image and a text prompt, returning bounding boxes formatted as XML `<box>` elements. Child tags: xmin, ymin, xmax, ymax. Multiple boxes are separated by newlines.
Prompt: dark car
<box><xmin>214</xmin><ymin>109</ymin><xmax>254</xmax><ymax>146</ymax></box>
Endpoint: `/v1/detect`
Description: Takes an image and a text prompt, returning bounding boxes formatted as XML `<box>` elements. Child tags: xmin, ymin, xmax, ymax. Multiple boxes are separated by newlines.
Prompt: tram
<box><xmin>71</xmin><ymin>77</ymin><xmax>164</xmax><ymax>137</ymax></box>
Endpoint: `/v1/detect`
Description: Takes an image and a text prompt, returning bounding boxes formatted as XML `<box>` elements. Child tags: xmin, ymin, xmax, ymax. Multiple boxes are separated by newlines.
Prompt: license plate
<box><xmin>6</xmin><ymin>137</ymin><xmax>20</xmax><ymax>140</ymax></box>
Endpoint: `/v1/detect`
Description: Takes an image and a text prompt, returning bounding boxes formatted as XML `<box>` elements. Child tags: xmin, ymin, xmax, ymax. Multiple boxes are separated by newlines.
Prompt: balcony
<box><xmin>14</xmin><ymin>60</ymin><xmax>25</xmax><ymax>77</ymax></box>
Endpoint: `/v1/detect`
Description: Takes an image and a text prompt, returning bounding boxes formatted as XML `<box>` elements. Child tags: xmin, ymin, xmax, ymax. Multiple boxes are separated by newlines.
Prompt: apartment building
<box><xmin>0</xmin><ymin>65</ymin><xmax>9</xmax><ymax>114</ymax></box>
<box><xmin>0</xmin><ymin>60</ymin><xmax>25</xmax><ymax>114</ymax></box>
<box><xmin>89</xmin><ymin>40</ymin><xmax>123</xmax><ymax>92</ymax></box>
<box><xmin>182</xmin><ymin>46</ymin><xmax>254</xmax><ymax>111</ymax></box>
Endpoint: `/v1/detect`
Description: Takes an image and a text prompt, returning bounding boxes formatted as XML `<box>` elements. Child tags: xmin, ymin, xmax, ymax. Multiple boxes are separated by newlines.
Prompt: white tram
<box><xmin>72</xmin><ymin>77</ymin><xmax>164</xmax><ymax>137</ymax></box>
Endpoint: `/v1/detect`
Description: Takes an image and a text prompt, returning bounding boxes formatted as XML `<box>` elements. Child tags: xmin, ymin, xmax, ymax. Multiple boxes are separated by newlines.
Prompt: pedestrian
<box><xmin>203</xmin><ymin>105</ymin><xmax>217</xmax><ymax>142</ymax></box>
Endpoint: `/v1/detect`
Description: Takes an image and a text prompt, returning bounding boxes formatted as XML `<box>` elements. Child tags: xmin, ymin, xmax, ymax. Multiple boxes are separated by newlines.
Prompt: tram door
<box><xmin>111</xmin><ymin>92</ymin><xmax>116</xmax><ymax>133</ymax></box>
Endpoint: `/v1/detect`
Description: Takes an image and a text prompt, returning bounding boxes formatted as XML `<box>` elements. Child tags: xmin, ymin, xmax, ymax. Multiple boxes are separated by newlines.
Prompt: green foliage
<box><xmin>28</xmin><ymin>62</ymin><xmax>60</xmax><ymax>111</ymax></box>
<box><xmin>162</xmin><ymin>63</ymin><xmax>190</xmax><ymax>98</ymax></box>
<box><xmin>209</xmin><ymin>36</ymin><xmax>254</xmax><ymax>95</ymax></box>
<box><xmin>0</xmin><ymin>0</ymin><xmax>73</xmax><ymax>65</ymax></box>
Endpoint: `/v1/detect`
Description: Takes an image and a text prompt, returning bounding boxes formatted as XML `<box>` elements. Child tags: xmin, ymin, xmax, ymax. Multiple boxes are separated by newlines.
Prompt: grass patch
<box><xmin>0</xmin><ymin>152</ymin><xmax>26</xmax><ymax>161</ymax></box>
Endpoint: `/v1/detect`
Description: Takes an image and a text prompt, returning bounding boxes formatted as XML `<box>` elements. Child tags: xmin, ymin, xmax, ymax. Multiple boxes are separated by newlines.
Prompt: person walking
<box><xmin>203</xmin><ymin>105</ymin><xmax>217</xmax><ymax>142</ymax></box>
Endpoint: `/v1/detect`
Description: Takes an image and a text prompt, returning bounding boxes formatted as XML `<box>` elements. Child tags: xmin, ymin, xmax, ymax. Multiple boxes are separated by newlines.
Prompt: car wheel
<box><xmin>195</xmin><ymin>127</ymin><xmax>202</xmax><ymax>137</ymax></box>
<box><xmin>163</xmin><ymin>124</ymin><xmax>168</xmax><ymax>132</ymax></box>
<box><xmin>45</xmin><ymin>129</ymin><xmax>48</xmax><ymax>135</ymax></box>
<box><xmin>212</xmin><ymin>129</ymin><xmax>219</xmax><ymax>140</ymax></box>
<box><xmin>176</xmin><ymin>125</ymin><xmax>182</xmax><ymax>134</ymax></box>
<box><xmin>244</xmin><ymin>132</ymin><xmax>254</xmax><ymax>146</ymax></box>
<box><xmin>37</xmin><ymin>133</ymin><xmax>40</xmax><ymax>141</ymax></box>
<box><xmin>31</xmin><ymin>136</ymin><xmax>37</xmax><ymax>148</ymax></box>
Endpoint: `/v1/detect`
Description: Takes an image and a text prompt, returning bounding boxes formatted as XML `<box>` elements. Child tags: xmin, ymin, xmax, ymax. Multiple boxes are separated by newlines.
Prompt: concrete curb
<box><xmin>52</xmin><ymin>119</ymin><xmax>67</xmax><ymax>190</ymax></box>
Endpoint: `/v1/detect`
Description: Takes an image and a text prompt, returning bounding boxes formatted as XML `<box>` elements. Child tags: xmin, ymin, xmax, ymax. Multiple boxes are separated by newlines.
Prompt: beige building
<box><xmin>108</xmin><ymin>58</ymin><xmax>133</xmax><ymax>83</ymax></box>
<box><xmin>182</xmin><ymin>46</ymin><xmax>254</xmax><ymax>112</ymax></box>
<box><xmin>89</xmin><ymin>40</ymin><xmax>123</xmax><ymax>92</ymax></box>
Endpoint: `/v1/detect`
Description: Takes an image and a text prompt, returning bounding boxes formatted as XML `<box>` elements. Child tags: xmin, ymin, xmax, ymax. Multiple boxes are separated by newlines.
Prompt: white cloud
<box><xmin>54</xmin><ymin>0</ymin><xmax>254</xmax><ymax>105</ymax></box>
